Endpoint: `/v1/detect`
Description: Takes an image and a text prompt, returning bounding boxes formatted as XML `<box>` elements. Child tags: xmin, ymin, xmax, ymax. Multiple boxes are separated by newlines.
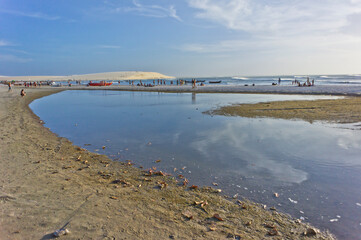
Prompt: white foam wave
<box><xmin>232</xmin><ymin>77</ymin><xmax>249</xmax><ymax>80</ymax></box>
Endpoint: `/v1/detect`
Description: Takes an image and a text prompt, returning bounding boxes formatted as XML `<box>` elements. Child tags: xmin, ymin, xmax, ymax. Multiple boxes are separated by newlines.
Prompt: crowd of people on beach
<box><xmin>292</xmin><ymin>77</ymin><xmax>315</xmax><ymax>87</ymax></box>
<box><xmin>5</xmin><ymin>82</ymin><xmax>27</xmax><ymax>97</ymax></box>
<box><xmin>123</xmin><ymin>78</ymin><xmax>205</xmax><ymax>88</ymax></box>
<box><xmin>274</xmin><ymin>77</ymin><xmax>315</xmax><ymax>87</ymax></box>
<box><xmin>2</xmin><ymin>76</ymin><xmax>318</xmax><ymax>93</ymax></box>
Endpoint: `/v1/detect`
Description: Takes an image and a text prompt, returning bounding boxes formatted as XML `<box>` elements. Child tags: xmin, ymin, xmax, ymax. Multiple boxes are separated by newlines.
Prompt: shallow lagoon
<box><xmin>31</xmin><ymin>90</ymin><xmax>361</xmax><ymax>239</ymax></box>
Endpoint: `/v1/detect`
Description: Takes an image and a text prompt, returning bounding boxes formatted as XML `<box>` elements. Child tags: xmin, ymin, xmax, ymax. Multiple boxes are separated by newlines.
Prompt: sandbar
<box><xmin>208</xmin><ymin>97</ymin><xmax>361</xmax><ymax>124</ymax></box>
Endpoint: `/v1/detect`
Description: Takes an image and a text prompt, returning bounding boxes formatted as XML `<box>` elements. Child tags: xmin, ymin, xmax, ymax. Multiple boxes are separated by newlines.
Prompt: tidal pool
<box><xmin>31</xmin><ymin>90</ymin><xmax>361</xmax><ymax>239</ymax></box>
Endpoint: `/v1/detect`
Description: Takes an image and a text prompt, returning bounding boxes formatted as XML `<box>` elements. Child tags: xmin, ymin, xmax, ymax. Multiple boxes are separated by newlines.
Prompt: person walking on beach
<box><xmin>8</xmin><ymin>82</ymin><xmax>12</xmax><ymax>90</ymax></box>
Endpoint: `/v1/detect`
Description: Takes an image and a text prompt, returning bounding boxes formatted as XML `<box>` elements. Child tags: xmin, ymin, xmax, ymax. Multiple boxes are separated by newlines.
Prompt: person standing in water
<box><xmin>278</xmin><ymin>78</ymin><xmax>281</xmax><ymax>85</ymax></box>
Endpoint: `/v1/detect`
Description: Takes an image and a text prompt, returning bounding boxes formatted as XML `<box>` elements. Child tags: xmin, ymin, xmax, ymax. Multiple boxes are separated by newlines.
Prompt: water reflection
<box><xmin>192</xmin><ymin>92</ymin><xmax>196</xmax><ymax>104</ymax></box>
<box><xmin>193</xmin><ymin>120</ymin><xmax>309</xmax><ymax>184</ymax></box>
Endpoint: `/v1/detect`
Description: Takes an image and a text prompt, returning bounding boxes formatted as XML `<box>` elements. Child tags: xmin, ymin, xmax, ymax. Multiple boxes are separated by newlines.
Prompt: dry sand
<box><xmin>0</xmin><ymin>85</ymin><xmax>336</xmax><ymax>239</ymax></box>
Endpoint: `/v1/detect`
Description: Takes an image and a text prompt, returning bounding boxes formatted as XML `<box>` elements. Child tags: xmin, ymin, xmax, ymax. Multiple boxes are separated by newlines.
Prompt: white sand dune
<box><xmin>0</xmin><ymin>71</ymin><xmax>174</xmax><ymax>81</ymax></box>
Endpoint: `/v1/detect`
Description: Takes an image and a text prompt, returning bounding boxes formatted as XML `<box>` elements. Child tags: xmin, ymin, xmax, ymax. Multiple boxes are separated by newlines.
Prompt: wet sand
<box><xmin>20</xmin><ymin>83</ymin><xmax>361</xmax><ymax>96</ymax></box>
<box><xmin>208</xmin><ymin>97</ymin><xmax>361</xmax><ymax>124</ymax></box>
<box><xmin>0</xmin><ymin>85</ymin><xmax>335</xmax><ymax>239</ymax></box>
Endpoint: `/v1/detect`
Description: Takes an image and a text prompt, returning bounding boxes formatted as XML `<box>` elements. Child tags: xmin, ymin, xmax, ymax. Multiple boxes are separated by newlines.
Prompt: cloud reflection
<box><xmin>192</xmin><ymin>120</ymin><xmax>308</xmax><ymax>184</ymax></box>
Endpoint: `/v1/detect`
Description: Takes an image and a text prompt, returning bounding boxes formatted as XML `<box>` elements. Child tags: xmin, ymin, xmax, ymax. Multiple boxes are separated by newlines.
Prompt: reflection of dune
<box><xmin>192</xmin><ymin>120</ymin><xmax>308</xmax><ymax>184</ymax></box>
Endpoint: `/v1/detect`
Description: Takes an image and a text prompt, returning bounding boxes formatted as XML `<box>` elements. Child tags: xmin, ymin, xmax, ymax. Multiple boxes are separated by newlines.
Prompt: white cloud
<box><xmin>187</xmin><ymin>0</ymin><xmax>361</xmax><ymax>34</ymax></box>
<box><xmin>342</xmin><ymin>12</ymin><xmax>361</xmax><ymax>36</ymax></box>
<box><xmin>181</xmin><ymin>33</ymin><xmax>361</xmax><ymax>54</ymax></box>
<box><xmin>188</xmin><ymin>0</ymin><xmax>251</xmax><ymax>31</ymax></box>
<box><xmin>0</xmin><ymin>9</ymin><xmax>60</xmax><ymax>20</ymax></box>
<box><xmin>182</xmin><ymin>0</ymin><xmax>361</xmax><ymax>58</ymax></box>
<box><xmin>112</xmin><ymin>0</ymin><xmax>182</xmax><ymax>21</ymax></box>
<box><xmin>0</xmin><ymin>40</ymin><xmax>13</xmax><ymax>47</ymax></box>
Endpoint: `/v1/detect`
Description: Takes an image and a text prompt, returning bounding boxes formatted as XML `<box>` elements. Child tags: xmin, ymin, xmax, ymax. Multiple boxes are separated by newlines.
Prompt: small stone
<box><xmin>304</xmin><ymin>228</ymin><xmax>317</xmax><ymax>236</ymax></box>
<box><xmin>213</xmin><ymin>213</ymin><xmax>224</xmax><ymax>221</ymax></box>
<box><xmin>182</xmin><ymin>210</ymin><xmax>193</xmax><ymax>220</ymax></box>
<box><xmin>274</xmin><ymin>192</ymin><xmax>279</xmax><ymax>198</ymax></box>
<box><xmin>53</xmin><ymin>228</ymin><xmax>70</xmax><ymax>237</ymax></box>
<box><xmin>226</xmin><ymin>233</ymin><xmax>234</xmax><ymax>238</ymax></box>
<box><xmin>264</xmin><ymin>223</ymin><xmax>276</xmax><ymax>228</ymax></box>
<box><xmin>268</xmin><ymin>228</ymin><xmax>278</xmax><ymax>236</ymax></box>
<box><xmin>209</xmin><ymin>225</ymin><xmax>217</xmax><ymax>231</ymax></box>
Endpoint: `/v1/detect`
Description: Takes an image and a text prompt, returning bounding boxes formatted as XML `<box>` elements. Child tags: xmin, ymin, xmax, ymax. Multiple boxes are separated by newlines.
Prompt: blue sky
<box><xmin>1</xmin><ymin>0</ymin><xmax>361</xmax><ymax>77</ymax></box>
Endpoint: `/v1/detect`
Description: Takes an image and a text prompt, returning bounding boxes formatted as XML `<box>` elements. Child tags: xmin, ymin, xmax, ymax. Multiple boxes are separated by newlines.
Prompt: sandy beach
<box><xmin>0</xmin><ymin>84</ymin><xmax>340</xmax><ymax>239</ymax></box>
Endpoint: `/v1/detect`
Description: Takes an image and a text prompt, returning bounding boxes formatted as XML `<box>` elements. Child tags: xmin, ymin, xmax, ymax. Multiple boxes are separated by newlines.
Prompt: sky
<box><xmin>1</xmin><ymin>0</ymin><xmax>361</xmax><ymax>77</ymax></box>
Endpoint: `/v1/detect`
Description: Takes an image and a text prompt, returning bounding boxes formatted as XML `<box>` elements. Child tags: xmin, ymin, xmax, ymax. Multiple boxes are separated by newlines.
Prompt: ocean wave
<box><xmin>335</xmin><ymin>81</ymin><xmax>361</xmax><ymax>84</ymax></box>
<box><xmin>232</xmin><ymin>77</ymin><xmax>249</xmax><ymax>80</ymax></box>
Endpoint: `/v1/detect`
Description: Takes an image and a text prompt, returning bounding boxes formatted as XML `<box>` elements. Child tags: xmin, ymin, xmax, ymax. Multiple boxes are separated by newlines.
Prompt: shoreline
<box><xmin>18</xmin><ymin>84</ymin><xmax>361</xmax><ymax>96</ymax></box>
<box><xmin>0</xmin><ymin>86</ymin><xmax>336</xmax><ymax>239</ymax></box>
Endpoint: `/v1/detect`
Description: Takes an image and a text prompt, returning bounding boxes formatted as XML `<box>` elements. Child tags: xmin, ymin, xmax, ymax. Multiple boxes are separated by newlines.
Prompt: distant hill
<box><xmin>0</xmin><ymin>71</ymin><xmax>174</xmax><ymax>81</ymax></box>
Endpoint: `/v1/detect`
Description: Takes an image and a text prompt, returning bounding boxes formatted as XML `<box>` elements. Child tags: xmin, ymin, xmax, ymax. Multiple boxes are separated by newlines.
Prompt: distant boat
<box><xmin>88</xmin><ymin>81</ymin><xmax>113</xmax><ymax>86</ymax></box>
<box><xmin>209</xmin><ymin>80</ymin><xmax>222</xmax><ymax>84</ymax></box>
